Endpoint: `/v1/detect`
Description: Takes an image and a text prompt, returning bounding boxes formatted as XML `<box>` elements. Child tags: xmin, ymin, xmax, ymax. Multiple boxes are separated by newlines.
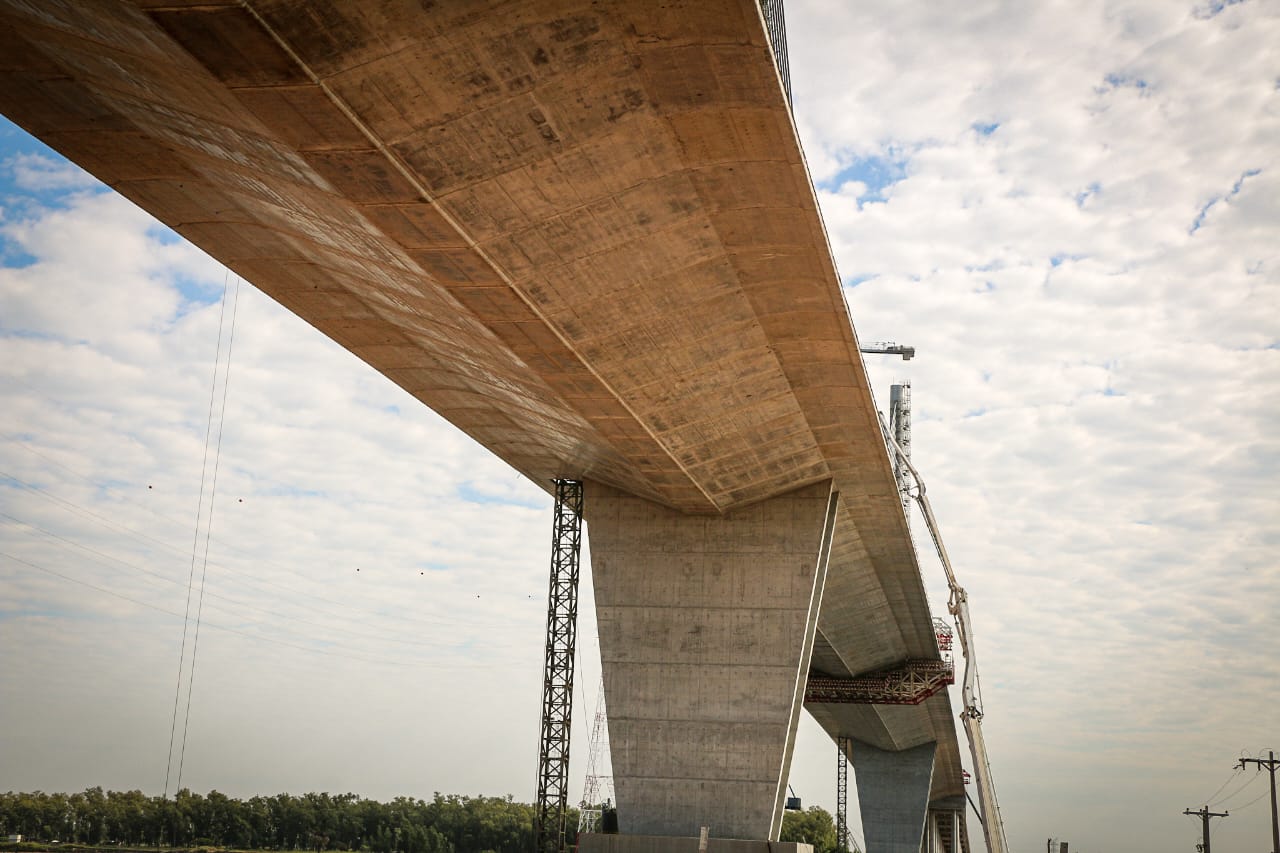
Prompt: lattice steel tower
<box><xmin>534</xmin><ymin>479</ymin><xmax>584</xmax><ymax>853</ymax></box>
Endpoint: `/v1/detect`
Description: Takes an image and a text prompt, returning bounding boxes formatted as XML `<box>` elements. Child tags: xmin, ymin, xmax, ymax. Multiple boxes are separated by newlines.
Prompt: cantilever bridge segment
<box><xmin>0</xmin><ymin>1</ymin><xmax>970</xmax><ymax>849</ymax></box>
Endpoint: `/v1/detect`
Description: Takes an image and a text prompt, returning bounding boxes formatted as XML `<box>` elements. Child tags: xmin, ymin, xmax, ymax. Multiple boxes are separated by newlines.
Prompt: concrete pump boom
<box><xmin>879</xmin><ymin>415</ymin><xmax>1010</xmax><ymax>853</ymax></box>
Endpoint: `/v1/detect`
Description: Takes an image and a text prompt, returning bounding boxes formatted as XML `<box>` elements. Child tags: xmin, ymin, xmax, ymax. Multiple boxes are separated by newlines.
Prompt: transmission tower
<box><xmin>578</xmin><ymin>676</ymin><xmax>613</xmax><ymax>834</ymax></box>
<box><xmin>534</xmin><ymin>480</ymin><xmax>584</xmax><ymax>853</ymax></box>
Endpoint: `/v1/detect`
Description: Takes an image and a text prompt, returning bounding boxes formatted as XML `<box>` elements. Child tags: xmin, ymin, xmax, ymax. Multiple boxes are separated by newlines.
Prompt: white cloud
<box><xmin>7</xmin><ymin>152</ymin><xmax>99</xmax><ymax>193</ymax></box>
<box><xmin>784</xmin><ymin>0</ymin><xmax>1279</xmax><ymax>849</ymax></box>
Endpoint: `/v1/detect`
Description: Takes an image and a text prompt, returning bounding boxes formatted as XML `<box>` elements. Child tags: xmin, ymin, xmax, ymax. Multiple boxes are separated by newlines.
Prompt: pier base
<box><xmin>578</xmin><ymin>835</ymin><xmax>812</xmax><ymax>853</ymax></box>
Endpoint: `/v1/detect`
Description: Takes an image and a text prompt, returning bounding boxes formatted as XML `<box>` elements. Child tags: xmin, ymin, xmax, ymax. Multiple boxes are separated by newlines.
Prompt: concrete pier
<box><xmin>585</xmin><ymin>480</ymin><xmax>838</xmax><ymax>840</ymax></box>
<box><xmin>851</xmin><ymin>739</ymin><xmax>937</xmax><ymax>853</ymax></box>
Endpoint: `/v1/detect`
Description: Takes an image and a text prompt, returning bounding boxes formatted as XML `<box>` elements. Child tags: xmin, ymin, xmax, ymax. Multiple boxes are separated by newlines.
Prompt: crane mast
<box><xmin>879</xmin><ymin>415</ymin><xmax>1009</xmax><ymax>853</ymax></box>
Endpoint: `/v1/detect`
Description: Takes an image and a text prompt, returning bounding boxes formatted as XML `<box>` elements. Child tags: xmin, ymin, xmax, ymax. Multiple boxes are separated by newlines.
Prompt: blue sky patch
<box><xmin>1189</xmin><ymin>168</ymin><xmax>1262</xmax><ymax>234</ymax></box>
<box><xmin>972</xmin><ymin>121</ymin><xmax>1000</xmax><ymax>137</ymax></box>
<box><xmin>819</xmin><ymin>150</ymin><xmax>910</xmax><ymax>204</ymax></box>
<box><xmin>1102</xmin><ymin>72</ymin><xmax>1151</xmax><ymax>93</ymax></box>
<box><xmin>148</xmin><ymin>223</ymin><xmax>184</xmax><ymax>246</ymax></box>
<box><xmin>0</xmin><ymin>235</ymin><xmax>37</xmax><ymax>268</ymax></box>
<box><xmin>170</xmin><ymin>272</ymin><xmax>225</xmax><ymax>311</ymax></box>
<box><xmin>0</xmin><ymin>118</ymin><xmax>104</xmax><ymax>210</ymax></box>
<box><xmin>1075</xmin><ymin>182</ymin><xmax>1102</xmax><ymax>208</ymax></box>
<box><xmin>1193</xmin><ymin>0</ymin><xmax>1245</xmax><ymax>19</ymax></box>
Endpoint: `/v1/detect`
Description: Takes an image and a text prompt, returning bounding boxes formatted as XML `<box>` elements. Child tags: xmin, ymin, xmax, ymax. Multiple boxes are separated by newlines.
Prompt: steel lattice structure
<box><xmin>805</xmin><ymin>659</ymin><xmax>955</xmax><ymax>706</ymax></box>
<box><xmin>534</xmin><ymin>480</ymin><xmax>584</xmax><ymax>853</ymax></box>
<box><xmin>836</xmin><ymin>736</ymin><xmax>852</xmax><ymax>851</ymax></box>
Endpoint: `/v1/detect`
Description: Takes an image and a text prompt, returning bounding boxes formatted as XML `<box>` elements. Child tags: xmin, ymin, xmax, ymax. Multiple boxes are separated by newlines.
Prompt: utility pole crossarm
<box><xmin>1184</xmin><ymin>806</ymin><xmax>1229</xmax><ymax>853</ymax></box>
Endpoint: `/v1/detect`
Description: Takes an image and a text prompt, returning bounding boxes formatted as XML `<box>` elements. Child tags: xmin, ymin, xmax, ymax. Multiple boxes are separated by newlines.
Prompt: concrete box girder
<box><xmin>0</xmin><ymin>0</ymin><xmax>969</xmax><ymax>812</ymax></box>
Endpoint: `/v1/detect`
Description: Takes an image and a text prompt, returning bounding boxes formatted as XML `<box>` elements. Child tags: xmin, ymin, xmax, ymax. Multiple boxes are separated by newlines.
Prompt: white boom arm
<box><xmin>880</xmin><ymin>416</ymin><xmax>1010</xmax><ymax>853</ymax></box>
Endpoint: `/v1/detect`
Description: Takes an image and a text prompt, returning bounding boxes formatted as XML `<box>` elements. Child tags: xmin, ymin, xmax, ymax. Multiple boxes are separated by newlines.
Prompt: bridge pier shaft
<box><xmin>850</xmin><ymin>739</ymin><xmax>937</xmax><ymax>853</ymax></box>
<box><xmin>585</xmin><ymin>479</ymin><xmax>838</xmax><ymax>841</ymax></box>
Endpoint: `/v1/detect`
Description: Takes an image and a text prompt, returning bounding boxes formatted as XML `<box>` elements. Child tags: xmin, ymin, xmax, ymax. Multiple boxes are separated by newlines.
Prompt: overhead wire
<box><xmin>164</xmin><ymin>268</ymin><xmax>231</xmax><ymax>800</ymax></box>
<box><xmin>175</xmin><ymin>273</ymin><xmax>241</xmax><ymax>793</ymax></box>
<box><xmin>1213</xmin><ymin>765</ymin><xmax>1262</xmax><ymax>806</ymax></box>
<box><xmin>1204</xmin><ymin>765</ymin><xmax>1243</xmax><ymax>806</ymax></box>
<box><xmin>1231</xmin><ymin>785</ymin><xmax>1272</xmax><ymax>812</ymax></box>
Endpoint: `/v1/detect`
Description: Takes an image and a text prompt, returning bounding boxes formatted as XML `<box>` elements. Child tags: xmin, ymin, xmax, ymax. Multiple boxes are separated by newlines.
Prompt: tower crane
<box><xmin>879</xmin><ymin>415</ymin><xmax>1010</xmax><ymax>853</ymax></box>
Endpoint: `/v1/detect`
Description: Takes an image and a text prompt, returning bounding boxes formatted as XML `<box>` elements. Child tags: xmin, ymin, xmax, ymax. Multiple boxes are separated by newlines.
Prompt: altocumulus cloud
<box><xmin>786</xmin><ymin>0</ymin><xmax>1278</xmax><ymax>850</ymax></box>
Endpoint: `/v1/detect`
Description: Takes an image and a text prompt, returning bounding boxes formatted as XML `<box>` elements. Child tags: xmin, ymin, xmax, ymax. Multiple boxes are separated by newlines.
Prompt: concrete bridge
<box><xmin>0</xmin><ymin>1</ymin><xmax>969</xmax><ymax>849</ymax></box>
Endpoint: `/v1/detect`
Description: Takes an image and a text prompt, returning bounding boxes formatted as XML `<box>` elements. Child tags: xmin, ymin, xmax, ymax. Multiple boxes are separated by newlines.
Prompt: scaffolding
<box><xmin>534</xmin><ymin>480</ymin><xmax>584</xmax><ymax>853</ymax></box>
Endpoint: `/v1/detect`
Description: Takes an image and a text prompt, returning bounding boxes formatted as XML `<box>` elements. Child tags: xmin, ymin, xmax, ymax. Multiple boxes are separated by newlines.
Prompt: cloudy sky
<box><xmin>1</xmin><ymin>2</ymin><xmax>1277</xmax><ymax>852</ymax></box>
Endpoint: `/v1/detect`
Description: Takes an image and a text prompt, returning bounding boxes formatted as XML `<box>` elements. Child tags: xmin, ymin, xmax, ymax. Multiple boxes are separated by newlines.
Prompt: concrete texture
<box><xmin>578</xmin><ymin>835</ymin><xmax>812</xmax><ymax>853</ymax></box>
<box><xmin>586</xmin><ymin>480</ymin><xmax>837</xmax><ymax>840</ymax></box>
<box><xmin>0</xmin><ymin>0</ymin><xmax>966</xmax><ymax>824</ymax></box>
<box><xmin>850</xmin><ymin>739</ymin><xmax>936</xmax><ymax>853</ymax></box>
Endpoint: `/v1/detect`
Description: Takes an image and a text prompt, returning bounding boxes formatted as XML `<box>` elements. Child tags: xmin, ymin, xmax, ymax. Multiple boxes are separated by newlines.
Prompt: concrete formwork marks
<box><xmin>587</xmin><ymin>480</ymin><xmax>836</xmax><ymax>840</ymax></box>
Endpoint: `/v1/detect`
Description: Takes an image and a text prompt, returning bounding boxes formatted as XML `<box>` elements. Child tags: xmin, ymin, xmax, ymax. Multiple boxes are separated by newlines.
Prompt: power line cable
<box><xmin>1232</xmin><ymin>786</ymin><xmax>1272</xmax><ymax>812</ymax></box>
<box><xmin>1204</xmin><ymin>766</ymin><xmax>1243</xmax><ymax>806</ymax></box>
<box><xmin>164</xmin><ymin>269</ymin><xmax>231</xmax><ymax>800</ymax></box>
<box><xmin>175</xmin><ymin>275</ymin><xmax>242</xmax><ymax>793</ymax></box>
<box><xmin>1213</xmin><ymin>767</ymin><xmax>1261</xmax><ymax>806</ymax></box>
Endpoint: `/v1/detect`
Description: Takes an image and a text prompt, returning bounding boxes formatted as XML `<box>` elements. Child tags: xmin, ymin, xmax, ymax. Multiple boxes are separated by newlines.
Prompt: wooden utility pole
<box><xmin>1237</xmin><ymin>750</ymin><xmax>1280</xmax><ymax>853</ymax></box>
<box><xmin>1184</xmin><ymin>807</ymin><xmax>1228</xmax><ymax>853</ymax></box>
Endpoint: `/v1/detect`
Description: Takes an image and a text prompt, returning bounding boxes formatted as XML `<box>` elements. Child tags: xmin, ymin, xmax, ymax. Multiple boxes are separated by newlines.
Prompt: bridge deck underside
<box><xmin>0</xmin><ymin>0</ymin><xmax>963</xmax><ymax>803</ymax></box>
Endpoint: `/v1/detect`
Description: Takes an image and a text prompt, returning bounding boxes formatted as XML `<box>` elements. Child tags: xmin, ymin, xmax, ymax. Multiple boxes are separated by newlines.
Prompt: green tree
<box><xmin>780</xmin><ymin>805</ymin><xmax>839</xmax><ymax>853</ymax></box>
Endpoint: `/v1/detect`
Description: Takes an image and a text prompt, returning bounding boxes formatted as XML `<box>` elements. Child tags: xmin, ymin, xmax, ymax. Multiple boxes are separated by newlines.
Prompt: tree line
<box><xmin>0</xmin><ymin>789</ymin><xmax>843</xmax><ymax>853</ymax></box>
<box><xmin>0</xmin><ymin>789</ymin><xmax>558</xmax><ymax>853</ymax></box>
